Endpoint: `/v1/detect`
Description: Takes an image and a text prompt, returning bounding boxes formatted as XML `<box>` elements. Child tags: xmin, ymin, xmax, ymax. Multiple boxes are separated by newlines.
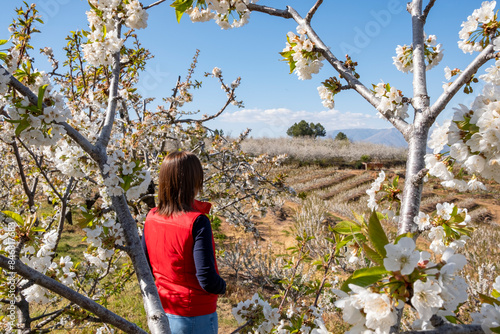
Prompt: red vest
<box><xmin>144</xmin><ymin>201</ymin><xmax>218</xmax><ymax>316</ymax></box>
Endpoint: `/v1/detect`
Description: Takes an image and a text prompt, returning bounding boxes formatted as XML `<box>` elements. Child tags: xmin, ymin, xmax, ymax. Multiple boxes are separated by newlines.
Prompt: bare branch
<box><xmin>144</xmin><ymin>0</ymin><xmax>167</xmax><ymax>10</ymax></box>
<box><xmin>17</xmin><ymin>138</ymin><xmax>63</xmax><ymax>201</ymax></box>
<box><xmin>305</xmin><ymin>0</ymin><xmax>323</xmax><ymax>23</ymax></box>
<box><xmin>52</xmin><ymin>177</ymin><xmax>75</xmax><ymax>259</ymax></box>
<box><xmin>422</xmin><ymin>0</ymin><xmax>437</xmax><ymax>23</ymax></box>
<box><xmin>247</xmin><ymin>4</ymin><xmax>292</xmax><ymax>18</ymax></box>
<box><xmin>230</xmin><ymin>319</ymin><xmax>254</xmax><ymax>334</ymax></box>
<box><xmin>0</xmin><ymin>255</ymin><xmax>148</xmax><ymax>334</ymax></box>
<box><xmin>11</xmin><ymin>140</ymin><xmax>35</xmax><ymax>209</ymax></box>
<box><xmin>427</xmin><ymin>43</ymin><xmax>495</xmax><ymax>124</ymax></box>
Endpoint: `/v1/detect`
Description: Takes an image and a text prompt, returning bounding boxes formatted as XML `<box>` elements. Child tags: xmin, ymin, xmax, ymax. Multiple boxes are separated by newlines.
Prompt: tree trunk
<box><xmin>398</xmin><ymin>124</ymin><xmax>429</xmax><ymax>234</ymax></box>
<box><xmin>110</xmin><ymin>194</ymin><xmax>172</xmax><ymax>334</ymax></box>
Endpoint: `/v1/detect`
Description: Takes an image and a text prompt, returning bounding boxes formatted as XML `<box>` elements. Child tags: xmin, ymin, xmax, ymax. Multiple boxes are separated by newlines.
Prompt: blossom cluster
<box><xmin>12</xmin><ymin>228</ymin><xmax>77</xmax><ymax>303</ymax></box>
<box><xmin>1</xmin><ymin>69</ymin><xmax>71</xmax><ymax>146</ymax></box>
<box><xmin>281</xmin><ymin>26</ymin><xmax>324</xmax><ymax>81</ymax></box>
<box><xmin>472</xmin><ymin>276</ymin><xmax>500</xmax><ymax>334</ymax></box>
<box><xmin>82</xmin><ymin>0</ymin><xmax>148</xmax><ymax>66</ymax></box>
<box><xmin>335</xmin><ymin>238</ymin><xmax>469</xmax><ymax>333</ymax></box>
<box><xmin>317</xmin><ymin>77</ymin><xmax>342</xmax><ymax>110</ymax></box>
<box><xmin>393</xmin><ymin>34</ymin><xmax>443</xmax><ymax>73</ymax></box>
<box><xmin>372</xmin><ymin>82</ymin><xmax>408</xmax><ymax>119</ymax></box>
<box><xmin>100</xmin><ymin>149</ymin><xmax>151</xmax><ymax>200</ymax></box>
<box><xmin>366</xmin><ymin>170</ymin><xmax>386</xmax><ymax>211</ymax></box>
<box><xmin>414</xmin><ymin>201</ymin><xmax>471</xmax><ymax>254</ymax></box>
<box><xmin>458</xmin><ymin>1</ymin><xmax>498</xmax><ymax>54</ymax></box>
<box><xmin>426</xmin><ymin>84</ymin><xmax>500</xmax><ymax>189</ymax></box>
<box><xmin>232</xmin><ymin>293</ymin><xmax>280</xmax><ymax>333</ymax></box>
<box><xmin>335</xmin><ymin>284</ymin><xmax>399</xmax><ymax>334</ymax></box>
<box><xmin>232</xmin><ymin>294</ymin><xmax>330</xmax><ymax>334</ymax></box>
<box><xmin>185</xmin><ymin>0</ymin><xmax>259</xmax><ymax>29</ymax></box>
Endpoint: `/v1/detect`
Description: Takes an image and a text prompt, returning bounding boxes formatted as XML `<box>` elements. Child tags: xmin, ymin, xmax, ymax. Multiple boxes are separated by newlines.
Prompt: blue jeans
<box><xmin>165</xmin><ymin>311</ymin><xmax>218</xmax><ymax>334</ymax></box>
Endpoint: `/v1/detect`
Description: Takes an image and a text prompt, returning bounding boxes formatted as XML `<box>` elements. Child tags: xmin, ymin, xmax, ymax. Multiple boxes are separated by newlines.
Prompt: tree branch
<box><xmin>401</xmin><ymin>324</ymin><xmax>484</xmax><ymax>334</ymax></box>
<box><xmin>427</xmin><ymin>43</ymin><xmax>495</xmax><ymax>125</ymax></box>
<box><xmin>144</xmin><ymin>0</ymin><xmax>167</xmax><ymax>10</ymax></box>
<box><xmin>11</xmin><ymin>140</ymin><xmax>35</xmax><ymax>209</ymax></box>
<box><xmin>422</xmin><ymin>0</ymin><xmax>437</xmax><ymax>23</ymax></box>
<box><xmin>305</xmin><ymin>0</ymin><xmax>323</xmax><ymax>23</ymax></box>
<box><xmin>247</xmin><ymin>4</ymin><xmax>292</xmax><ymax>18</ymax></box>
<box><xmin>95</xmin><ymin>23</ymin><xmax>122</xmax><ymax>153</ymax></box>
<box><xmin>0</xmin><ymin>255</ymin><xmax>148</xmax><ymax>334</ymax></box>
<box><xmin>17</xmin><ymin>138</ymin><xmax>63</xmax><ymax>201</ymax></box>
<box><xmin>285</xmin><ymin>6</ymin><xmax>411</xmax><ymax>136</ymax></box>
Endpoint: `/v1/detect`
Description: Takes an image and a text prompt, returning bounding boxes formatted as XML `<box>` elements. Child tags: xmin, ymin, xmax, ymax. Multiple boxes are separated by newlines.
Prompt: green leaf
<box><xmin>0</xmin><ymin>40</ymin><xmax>8</xmax><ymax>46</ymax></box>
<box><xmin>1</xmin><ymin>210</ymin><xmax>24</xmax><ymax>225</ymax></box>
<box><xmin>351</xmin><ymin>265</ymin><xmax>388</xmax><ymax>279</ymax></box>
<box><xmin>392</xmin><ymin>175</ymin><xmax>399</xmax><ymax>187</ymax></box>
<box><xmin>31</xmin><ymin>227</ymin><xmax>46</xmax><ymax>232</ymax></box>
<box><xmin>479</xmin><ymin>293</ymin><xmax>500</xmax><ymax>306</ymax></box>
<box><xmin>444</xmin><ymin>315</ymin><xmax>458</xmax><ymax>324</ymax></box>
<box><xmin>333</xmin><ymin>220</ymin><xmax>361</xmax><ymax>234</ymax></box>
<box><xmin>492</xmin><ymin>289</ymin><xmax>500</xmax><ymax>299</ymax></box>
<box><xmin>15</xmin><ymin>119</ymin><xmax>30</xmax><ymax>137</ymax></box>
<box><xmin>491</xmin><ymin>326</ymin><xmax>500</xmax><ymax>334</ymax></box>
<box><xmin>442</xmin><ymin>223</ymin><xmax>452</xmax><ymax>237</ymax></box>
<box><xmin>37</xmin><ymin>84</ymin><xmax>48</xmax><ymax>110</ymax></box>
<box><xmin>171</xmin><ymin>0</ymin><xmax>194</xmax><ymax>23</ymax></box>
<box><xmin>368</xmin><ymin>210</ymin><xmax>389</xmax><ymax>258</ymax></box>
<box><xmin>362</xmin><ymin>244</ymin><xmax>384</xmax><ymax>265</ymax></box>
<box><xmin>341</xmin><ymin>267</ymin><xmax>387</xmax><ymax>292</ymax></box>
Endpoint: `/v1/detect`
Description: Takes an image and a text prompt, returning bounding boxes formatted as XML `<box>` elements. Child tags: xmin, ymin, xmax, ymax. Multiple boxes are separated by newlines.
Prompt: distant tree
<box><xmin>334</xmin><ymin>131</ymin><xmax>349</xmax><ymax>141</ymax></box>
<box><xmin>286</xmin><ymin>120</ymin><xmax>326</xmax><ymax>138</ymax></box>
<box><xmin>312</xmin><ymin>122</ymin><xmax>326</xmax><ymax>137</ymax></box>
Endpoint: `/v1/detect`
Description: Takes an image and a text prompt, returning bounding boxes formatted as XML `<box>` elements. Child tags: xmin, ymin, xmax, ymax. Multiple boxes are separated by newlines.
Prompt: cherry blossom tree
<box><xmin>0</xmin><ymin>2</ymin><xmax>287</xmax><ymax>333</ymax></box>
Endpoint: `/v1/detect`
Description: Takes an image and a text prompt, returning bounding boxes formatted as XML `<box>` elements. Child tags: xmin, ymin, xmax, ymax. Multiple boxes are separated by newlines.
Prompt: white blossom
<box><xmin>383</xmin><ymin>237</ymin><xmax>420</xmax><ymax>275</ymax></box>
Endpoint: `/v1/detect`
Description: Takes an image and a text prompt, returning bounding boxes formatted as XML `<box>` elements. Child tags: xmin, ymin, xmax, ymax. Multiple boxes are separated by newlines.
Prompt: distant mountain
<box><xmin>328</xmin><ymin>128</ymin><xmax>408</xmax><ymax>148</ymax></box>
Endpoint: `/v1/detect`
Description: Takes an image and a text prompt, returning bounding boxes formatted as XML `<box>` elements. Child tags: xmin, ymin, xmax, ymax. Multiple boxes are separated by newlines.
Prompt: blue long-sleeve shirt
<box><xmin>142</xmin><ymin>215</ymin><xmax>226</xmax><ymax>295</ymax></box>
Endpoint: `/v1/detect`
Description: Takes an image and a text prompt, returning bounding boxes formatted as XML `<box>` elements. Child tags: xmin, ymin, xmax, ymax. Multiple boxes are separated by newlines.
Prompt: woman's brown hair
<box><xmin>157</xmin><ymin>151</ymin><xmax>203</xmax><ymax>216</ymax></box>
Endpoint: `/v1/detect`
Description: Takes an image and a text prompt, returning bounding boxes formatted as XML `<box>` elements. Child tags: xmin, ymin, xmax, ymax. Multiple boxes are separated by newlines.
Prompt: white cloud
<box><xmin>219</xmin><ymin>107</ymin><xmax>386</xmax><ymax>137</ymax></box>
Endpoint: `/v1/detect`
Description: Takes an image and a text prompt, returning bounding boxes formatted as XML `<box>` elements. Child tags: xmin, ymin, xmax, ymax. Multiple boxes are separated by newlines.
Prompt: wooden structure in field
<box><xmin>362</xmin><ymin>162</ymin><xmax>384</xmax><ymax>170</ymax></box>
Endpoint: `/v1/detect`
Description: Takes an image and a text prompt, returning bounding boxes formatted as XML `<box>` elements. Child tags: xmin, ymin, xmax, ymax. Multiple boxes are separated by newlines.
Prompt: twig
<box><xmin>144</xmin><ymin>0</ymin><xmax>167</xmax><ymax>10</ymax></box>
<box><xmin>427</xmin><ymin>42</ymin><xmax>495</xmax><ymax>124</ymax></box>
<box><xmin>247</xmin><ymin>4</ymin><xmax>292</xmax><ymax>18</ymax></box>
<box><xmin>18</xmin><ymin>138</ymin><xmax>63</xmax><ymax>201</ymax></box>
<box><xmin>230</xmin><ymin>319</ymin><xmax>254</xmax><ymax>334</ymax></box>
<box><xmin>11</xmin><ymin>140</ymin><xmax>35</xmax><ymax>209</ymax></box>
<box><xmin>305</xmin><ymin>0</ymin><xmax>323</xmax><ymax>23</ymax></box>
<box><xmin>422</xmin><ymin>0</ymin><xmax>437</xmax><ymax>23</ymax></box>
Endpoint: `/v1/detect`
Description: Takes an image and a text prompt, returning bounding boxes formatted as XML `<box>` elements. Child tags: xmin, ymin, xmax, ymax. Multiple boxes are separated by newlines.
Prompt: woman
<box><xmin>142</xmin><ymin>151</ymin><xmax>226</xmax><ymax>334</ymax></box>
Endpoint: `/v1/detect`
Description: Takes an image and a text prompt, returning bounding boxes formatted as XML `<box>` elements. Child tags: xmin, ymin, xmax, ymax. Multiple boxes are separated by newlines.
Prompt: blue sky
<box><xmin>0</xmin><ymin>0</ymin><xmax>491</xmax><ymax>137</ymax></box>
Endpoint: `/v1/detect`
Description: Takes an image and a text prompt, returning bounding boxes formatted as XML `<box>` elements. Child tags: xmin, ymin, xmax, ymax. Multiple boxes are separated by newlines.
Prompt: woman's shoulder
<box><xmin>145</xmin><ymin>208</ymin><xmax>159</xmax><ymax>220</ymax></box>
